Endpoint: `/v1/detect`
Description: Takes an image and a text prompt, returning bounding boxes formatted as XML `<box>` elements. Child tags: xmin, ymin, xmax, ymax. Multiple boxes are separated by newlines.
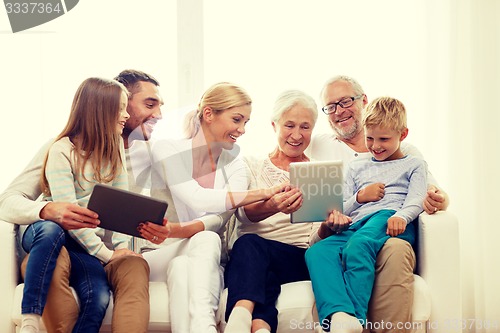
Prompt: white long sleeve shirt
<box><xmin>150</xmin><ymin>138</ymin><xmax>250</xmax><ymax>236</ymax></box>
<box><xmin>0</xmin><ymin>140</ymin><xmax>52</xmax><ymax>224</ymax></box>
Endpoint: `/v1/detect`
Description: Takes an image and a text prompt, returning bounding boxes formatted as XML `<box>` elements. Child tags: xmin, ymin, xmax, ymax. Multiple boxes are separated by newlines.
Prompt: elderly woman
<box><xmin>223</xmin><ymin>90</ymin><xmax>320</xmax><ymax>333</ymax></box>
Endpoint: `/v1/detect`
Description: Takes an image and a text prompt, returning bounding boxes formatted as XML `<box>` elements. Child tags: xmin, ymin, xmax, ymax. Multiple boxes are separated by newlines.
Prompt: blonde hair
<box><xmin>184</xmin><ymin>82</ymin><xmax>252</xmax><ymax>138</ymax></box>
<box><xmin>41</xmin><ymin>77</ymin><xmax>129</xmax><ymax>195</ymax></box>
<box><xmin>362</xmin><ymin>96</ymin><xmax>407</xmax><ymax>132</ymax></box>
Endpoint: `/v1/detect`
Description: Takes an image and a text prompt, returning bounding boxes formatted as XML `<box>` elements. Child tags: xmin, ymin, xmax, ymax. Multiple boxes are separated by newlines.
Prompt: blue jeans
<box><xmin>21</xmin><ymin>221</ymin><xmax>66</xmax><ymax>315</ymax></box>
<box><xmin>21</xmin><ymin>221</ymin><xmax>110</xmax><ymax>333</ymax></box>
<box><xmin>65</xmin><ymin>233</ymin><xmax>110</xmax><ymax>333</ymax></box>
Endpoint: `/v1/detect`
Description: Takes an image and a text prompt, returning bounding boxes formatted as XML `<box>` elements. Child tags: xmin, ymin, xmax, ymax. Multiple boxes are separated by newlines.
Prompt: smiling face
<box><xmin>205</xmin><ymin>104</ymin><xmax>251</xmax><ymax>149</ymax></box>
<box><xmin>116</xmin><ymin>91</ymin><xmax>130</xmax><ymax>134</ymax></box>
<box><xmin>123</xmin><ymin>81</ymin><xmax>163</xmax><ymax>145</ymax></box>
<box><xmin>273</xmin><ymin>104</ymin><xmax>314</xmax><ymax>158</ymax></box>
<box><xmin>322</xmin><ymin>80</ymin><xmax>367</xmax><ymax>141</ymax></box>
<box><xmin>365</xmin><ymin>125</ymin><xmax>408</xmax><ymax>161</ymax></box>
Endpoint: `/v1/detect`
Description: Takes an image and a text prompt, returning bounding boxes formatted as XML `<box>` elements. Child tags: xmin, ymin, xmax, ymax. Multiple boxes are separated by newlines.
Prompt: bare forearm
<box><xmin>227</xmin><ymin>188</ymin><xmax>276</xmax><ymax>209</ymax></box>
<box><xmin>243</xmin><ymin>201</ymin><xmax>277</xmax><ymax>222</ymax></box>
<box><xmin>168</xmin><ymin>220</ymin><xmax>205</xmax><ymax>238</ymax></box>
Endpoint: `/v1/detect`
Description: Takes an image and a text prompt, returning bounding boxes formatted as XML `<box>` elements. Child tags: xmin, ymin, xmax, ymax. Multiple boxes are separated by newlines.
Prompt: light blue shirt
<box><xmin>343</xmin><ymin>155</ymin><xmax>427</xmax><ymax>224</ymax></box>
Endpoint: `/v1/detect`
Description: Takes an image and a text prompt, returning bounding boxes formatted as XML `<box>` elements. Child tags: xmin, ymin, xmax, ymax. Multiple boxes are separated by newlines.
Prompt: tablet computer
<box><xmin>87</xmin><ymin>184</ymin><xmax>168</xmax><ymax>238</ymax></box>
<box><xmin>289</xmin><ymin>160</ymin><xmax>343</xmax><ymax>223</ymax></box>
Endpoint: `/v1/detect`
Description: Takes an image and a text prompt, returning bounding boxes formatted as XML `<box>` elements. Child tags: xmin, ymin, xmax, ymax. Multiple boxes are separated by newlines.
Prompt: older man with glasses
<box><xmin>307</xmin><ymin>75</ymin><xmax>449</xmax><ymax>333</ymax></box>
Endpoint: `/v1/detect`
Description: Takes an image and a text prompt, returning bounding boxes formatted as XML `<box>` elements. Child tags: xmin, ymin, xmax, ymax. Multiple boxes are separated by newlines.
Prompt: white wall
<box><xmin>0</xmin><ymin>0</ymin><xmax>178</xmax><ymax>191</ymax></box>
<box><xmin>203</xmin><ymin>0</ymin><xmax>436</xmax><ymax>181</ymax></box>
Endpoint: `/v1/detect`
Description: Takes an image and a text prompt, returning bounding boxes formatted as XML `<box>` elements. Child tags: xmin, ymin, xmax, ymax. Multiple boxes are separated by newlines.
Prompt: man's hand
<box><xmin>387</xmin><ymin>216</ymin><xmax>406</xmax><ymax>236</ymax></box>
<box><xmin>423</xmin><ymin>185</ymin><xmax>449</xmax><ymax>214</ymax></box>
<box><xmin>357</xmin><ymin>183</ymin><xmax>385</xmax><ymax>203</ymax></box>
<box><xmin>40</xmin><ymin>202</ymin><xmax>100</xmax><ymax>230</ymax></box>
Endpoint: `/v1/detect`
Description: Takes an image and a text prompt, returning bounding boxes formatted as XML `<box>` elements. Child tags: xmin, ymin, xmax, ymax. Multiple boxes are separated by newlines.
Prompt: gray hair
<box><xmin>271</xmin><ymin>90</ymin><xmax>318</xmax><ymax>126</ymax></box>
<box><xmin>320</xmin><ymin>75</ymin><xmax>365</xmax><ymax>101</ymax></box>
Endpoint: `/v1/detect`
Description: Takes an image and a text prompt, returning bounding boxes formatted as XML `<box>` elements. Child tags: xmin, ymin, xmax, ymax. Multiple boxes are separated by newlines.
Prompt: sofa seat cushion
<box><xmin>217</xmin><ymin>275</ymin><xmax>431</xmax><ymax>333</ymax></box>
<box><xmin>13</xmin><ymin>275</ymin><xmax>430</xmax><ymax>333</ymax></box>
<box><xmin>12</xmin><ymin>281</ymin><xmax>171</xmax><ymax>332</ymax></box>
<box><xmin>411</xmin><ymin>274</ymin><xmax>431</xmax><ymax>322</ymax></box>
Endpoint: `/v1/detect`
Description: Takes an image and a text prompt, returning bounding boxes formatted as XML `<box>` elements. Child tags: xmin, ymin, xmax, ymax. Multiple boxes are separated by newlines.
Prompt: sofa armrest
<box><xmin>0</xmin><ymin>220</ymin><xmax>19</xmax><ymax>333</ymax></box>
<box><xmin>416</xmin><ymin>211</ymin><xmax>461</xmax><ymax>332</ymax></box>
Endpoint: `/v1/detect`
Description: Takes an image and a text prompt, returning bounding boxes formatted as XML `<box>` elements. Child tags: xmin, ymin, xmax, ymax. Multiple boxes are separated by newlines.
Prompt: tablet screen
<box><xmin>289</xmin><ymin>160</ymin><xmax>343</xmax><ymax>223</ymax></box>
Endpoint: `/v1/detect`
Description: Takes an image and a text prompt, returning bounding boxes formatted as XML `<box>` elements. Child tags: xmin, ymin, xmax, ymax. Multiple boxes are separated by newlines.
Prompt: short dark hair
<box><xmin>114</xmin><ymin>69</ymin><xmax>160</xmax><ymax>95</ymax></box>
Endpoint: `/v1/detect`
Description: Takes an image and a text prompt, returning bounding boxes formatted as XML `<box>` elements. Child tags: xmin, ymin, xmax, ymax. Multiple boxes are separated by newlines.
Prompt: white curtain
<box><xmin>443</xmin><ymin>0</ymin><xmax>500</xmax><ymax>331</ymax></box>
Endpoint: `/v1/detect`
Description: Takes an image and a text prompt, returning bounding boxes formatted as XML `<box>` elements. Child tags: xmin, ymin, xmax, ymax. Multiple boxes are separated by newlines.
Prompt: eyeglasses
<box><xmin>321</xmin><ymin>94</ymin><xmax>363</xmax><ymax>115</ymax></box>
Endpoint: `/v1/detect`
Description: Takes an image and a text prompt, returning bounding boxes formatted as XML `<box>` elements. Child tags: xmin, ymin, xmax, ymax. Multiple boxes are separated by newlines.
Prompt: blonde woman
<box><xmin>138</xmin><ymin>82</ymin><xmax>285</xmax><ymax>333</ymax></box>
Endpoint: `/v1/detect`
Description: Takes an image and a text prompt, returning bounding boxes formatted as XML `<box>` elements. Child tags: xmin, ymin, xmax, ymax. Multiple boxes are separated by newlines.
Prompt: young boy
<box><xmin>305</xmin><ymin>97</ymin><xmax>427</xmax><ymax>333</ymax></box>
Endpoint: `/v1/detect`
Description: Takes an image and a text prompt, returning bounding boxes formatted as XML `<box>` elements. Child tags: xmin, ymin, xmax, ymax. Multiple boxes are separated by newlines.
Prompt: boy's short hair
<box><xmin>362</xmin><ymin>96</ymin><xmax>407</xmax><ymax>132</ymax></box>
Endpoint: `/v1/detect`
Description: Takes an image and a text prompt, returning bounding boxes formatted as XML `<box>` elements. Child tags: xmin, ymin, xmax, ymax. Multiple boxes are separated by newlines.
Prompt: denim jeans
<box><xmin>21</xmin><ymin>220</ymin><xmax>110</xmax><ymax>333</ymax></box>
<box><xmin>65</xmin><ymin>233</ymin><xmax>110</xmax><ymax>333</ymax></box>
<box><xmin>21</xmin><ymin>220</ymin><xmax>66</xmax><ymax>315</ymax></box>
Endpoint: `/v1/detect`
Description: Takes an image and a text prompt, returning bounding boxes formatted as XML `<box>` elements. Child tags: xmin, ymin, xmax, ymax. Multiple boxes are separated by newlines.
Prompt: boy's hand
<box><xmin>357</xmin><ymin>183</ymin><xmax>385</xmax><ymax>203</ymax></box>
<box><xmin>387</xmin><ymin>216</ymin><xmax>406</xmax><ymax>236</ymax></box>
<box><xmin>324</xmin><ymin>210</ymin><xmax>352</xmax><ymax>234</ymax></box>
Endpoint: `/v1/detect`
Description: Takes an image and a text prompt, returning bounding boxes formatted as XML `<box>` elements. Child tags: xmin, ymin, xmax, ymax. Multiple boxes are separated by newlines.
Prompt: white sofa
<box><xmin>2</xmin><ymin>211</ymin><xmax>461</xmax><ymax>333</ymax></box>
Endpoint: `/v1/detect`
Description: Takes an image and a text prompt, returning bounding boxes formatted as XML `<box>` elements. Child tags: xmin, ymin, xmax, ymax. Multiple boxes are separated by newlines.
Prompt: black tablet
<box><xmin>87</xmin><ymin>184</ymin><xmax>168</xmax><ymax>238</ymax></box>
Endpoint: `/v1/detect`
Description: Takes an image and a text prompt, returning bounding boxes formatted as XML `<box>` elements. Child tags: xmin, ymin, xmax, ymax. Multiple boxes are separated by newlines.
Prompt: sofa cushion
<box><xmin>13</xmin><ymin>281</ymin><xmax>172</xmax><ymax>332</ymax></box>
<box><xmin>411</xmin><ymin>274</ymin><xmax>431</xmax><ymax>322</ymax></box>
<box><xmin>217</xmin><ymin>275</ymin><xmax>430</xmax><ymax>333</ymax></box>
<box><xmin>13</xmin><ymin>275</ymin><xmax>430</xmax><ymax>333</ymax></box>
